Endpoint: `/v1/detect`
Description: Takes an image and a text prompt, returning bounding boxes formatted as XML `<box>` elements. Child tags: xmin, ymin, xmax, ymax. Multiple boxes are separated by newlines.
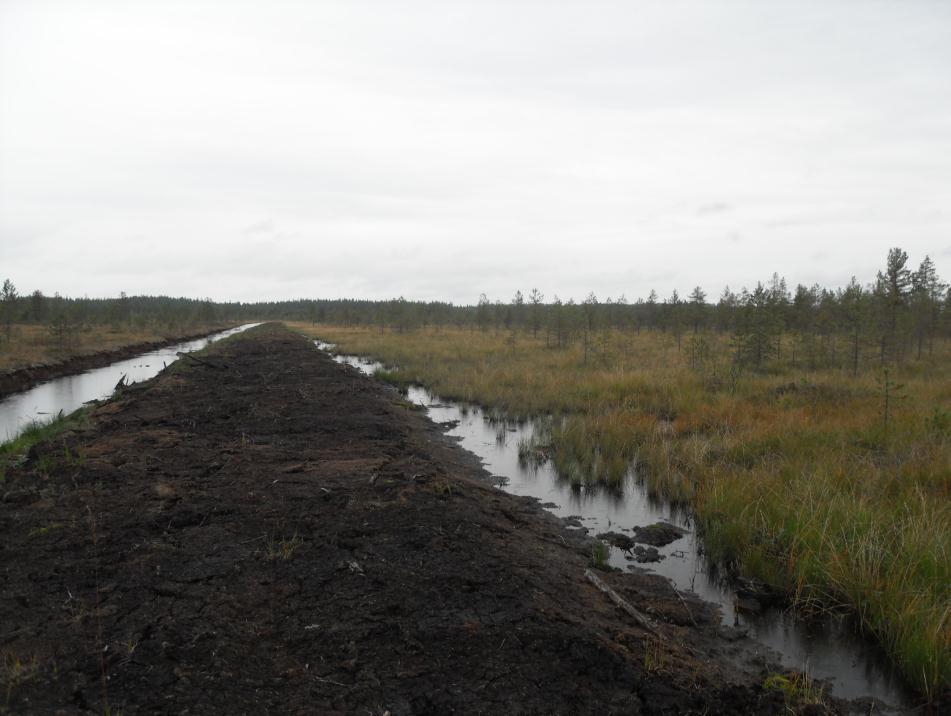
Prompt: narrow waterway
<box><xmin>0</xmin><ymin>324</ymin><xmax>260</xmax><ymax>442</ymax></box>
<box><xmin>318</xmin><ymin>342</ymin><xmax>915</xmax><ymax>709</ymax></box>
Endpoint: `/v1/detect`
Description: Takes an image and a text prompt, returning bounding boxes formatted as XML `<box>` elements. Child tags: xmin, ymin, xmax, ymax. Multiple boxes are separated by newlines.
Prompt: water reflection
<box><xmin>0</xmin><ymin>324</ymin><xmax>260</xmax><ymax>441</ymax></box>
<box><xmin>318</xmin><ymin>342</ymin><xmax>915</xmax><ymax>708</ymax></box>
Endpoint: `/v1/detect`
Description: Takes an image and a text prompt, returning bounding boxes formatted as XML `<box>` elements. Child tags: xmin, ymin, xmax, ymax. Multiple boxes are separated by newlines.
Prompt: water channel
<box><xmin>0</xmin><ymin>324</ymin><xmax>259</xmax><ymax>442</ymax></box>
<box><xmin>317</xmin><ymin>341</ymin><xmax>916</xmax><ymax>709</ymax></box>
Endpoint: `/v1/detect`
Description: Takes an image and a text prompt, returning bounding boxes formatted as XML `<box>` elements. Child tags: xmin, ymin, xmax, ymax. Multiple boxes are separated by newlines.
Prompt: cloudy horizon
<box><xmin>1</xmin><ymin>1</ymin><xmax>949</xmax><ymax>304</ymax></box>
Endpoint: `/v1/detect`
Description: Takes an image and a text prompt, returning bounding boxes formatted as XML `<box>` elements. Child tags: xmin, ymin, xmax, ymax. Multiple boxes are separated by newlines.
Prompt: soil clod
<box><xmin>631</xmin><ymin>521</ymin><xmax>688</xmax><ymax>547</ymax></box>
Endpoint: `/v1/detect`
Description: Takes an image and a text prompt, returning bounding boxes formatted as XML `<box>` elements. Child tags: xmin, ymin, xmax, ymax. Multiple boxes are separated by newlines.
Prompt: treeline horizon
<box><xmin>2</xmin><ymin>247</ymin><xmax>948</xmax><ymax>368</ymax></box>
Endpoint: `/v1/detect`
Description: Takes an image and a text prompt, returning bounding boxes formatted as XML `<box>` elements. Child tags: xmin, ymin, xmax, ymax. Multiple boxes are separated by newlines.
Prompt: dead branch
<box><xmin>176</xmin><ymin>351</ymin><xmax>226</xmax><ymax>370</ymax></box>
<box><xmin>585</xmin><ymin>568</ymin><xmax>658</xmax><ymax>635</ymax></box>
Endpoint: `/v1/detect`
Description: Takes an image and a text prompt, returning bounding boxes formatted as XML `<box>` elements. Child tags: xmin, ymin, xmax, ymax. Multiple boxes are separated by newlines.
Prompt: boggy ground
<box><xmin>3</xmin><ymin>324</ymin><xmax>810</xmax><ymax>714</ymax></box>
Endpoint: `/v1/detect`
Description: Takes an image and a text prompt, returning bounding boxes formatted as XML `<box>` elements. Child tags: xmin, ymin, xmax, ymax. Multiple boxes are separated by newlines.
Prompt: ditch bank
<box><xmin>0</xmin><ymin>326</ymin><xmax>237</xmax><ymax>398</ymax></box>
<box><xmin>1</xmin><ymin>323</ymin><xmax>859</xmax><ymax>714</ymax></box>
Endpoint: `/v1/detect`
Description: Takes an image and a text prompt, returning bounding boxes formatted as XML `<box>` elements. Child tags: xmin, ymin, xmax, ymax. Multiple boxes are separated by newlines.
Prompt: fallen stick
<box><xmin>670</xmin><ymin>583</ymin><xmax>698</xmax><ymax>627</ymax></box>
<box><xmin>585</xmin><ymin>568</ymin><xmax>658</xmax><ymax>634</ymax></box>
<box><xmin>176</xmin><ymin>352</ymin><xmax>226</xmax><ymax>370</ymax></box>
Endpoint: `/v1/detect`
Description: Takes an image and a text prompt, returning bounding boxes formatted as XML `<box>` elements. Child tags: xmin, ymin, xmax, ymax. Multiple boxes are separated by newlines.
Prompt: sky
<box><xmin>1</xmin><ymin>1</ymin><xmax>950</xmax><ymax>305</ymax></box>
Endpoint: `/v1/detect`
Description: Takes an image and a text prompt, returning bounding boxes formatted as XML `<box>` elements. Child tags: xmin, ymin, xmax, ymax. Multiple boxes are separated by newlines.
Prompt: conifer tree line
<box><xmin>0</xmin><ymin>288</ymin><xmax>225</xmax><ymax>350</ymax></box>
<box><xmin>1</xmin><ymin>247</ymin><xmax>947</xmax><ymax>369</ymax></box>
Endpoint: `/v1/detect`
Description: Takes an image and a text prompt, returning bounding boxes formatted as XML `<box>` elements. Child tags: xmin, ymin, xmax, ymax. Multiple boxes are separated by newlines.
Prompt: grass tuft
<box><xmin>0</xmin><ymin>408</ymin><xmax>88</xmax><ymax>483</ymax></box>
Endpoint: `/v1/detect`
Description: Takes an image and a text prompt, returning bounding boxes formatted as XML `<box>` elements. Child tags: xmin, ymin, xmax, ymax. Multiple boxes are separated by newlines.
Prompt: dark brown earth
<box><xmin>0</xmin><ymin>326</ymin><xmax>234</xmax><ymax>398</ymax></box>
<box><xmin>2</xmin><ymin>324</ymin><xmax>809</xmax><ymax>714</ymax></box>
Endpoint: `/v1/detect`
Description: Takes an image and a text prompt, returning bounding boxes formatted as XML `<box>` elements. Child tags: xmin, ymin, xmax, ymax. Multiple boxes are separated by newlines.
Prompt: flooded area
<box><xmin>320</xmin><ymin>342</ymin><xmax>915</xmax><ymax>708</ymax></box>
<box><xmin>0</xmin><ymin>324</ymin><xmax>259</xmax><ymax>442</ymax></box>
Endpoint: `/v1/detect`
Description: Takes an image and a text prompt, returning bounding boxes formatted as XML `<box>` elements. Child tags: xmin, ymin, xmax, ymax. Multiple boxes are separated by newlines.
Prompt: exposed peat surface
<box><xmin>0</xmin><ymin>324</ymin><xmax>259</xmax><ymax>442</ymax></box>
<box><xmin>0</xmin><ymin>324</ymin><xmax>917</xmax><ymax>714</ymax></box>
<box><xmin>315</xmin><ymin>343</ymin><xmax>921</xmax><ymax>712</ymax></box>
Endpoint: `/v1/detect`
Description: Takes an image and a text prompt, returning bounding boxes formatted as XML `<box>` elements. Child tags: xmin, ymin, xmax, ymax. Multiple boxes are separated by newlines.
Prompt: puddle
<box><xmin>0</xmin><ymin>324</ymin><xmax>260</xmax><ymax>442</ymax></box>
<box><xmin>317</xmin><ymin>341</ymin><xmax>916</xmax><ymax>708</ymax></box>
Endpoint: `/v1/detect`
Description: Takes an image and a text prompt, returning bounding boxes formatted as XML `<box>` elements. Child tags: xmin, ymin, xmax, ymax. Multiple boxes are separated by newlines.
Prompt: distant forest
<box><xmin>2</xmin><ymin>247</ymin><xmax>947</xmax><ymax>370</ymax></box>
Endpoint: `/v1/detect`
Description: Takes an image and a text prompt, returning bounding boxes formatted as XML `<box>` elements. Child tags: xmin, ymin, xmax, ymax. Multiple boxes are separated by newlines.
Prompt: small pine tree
<box><xmin>30</xmin><ymin>290</ymin><xmax>47</xmax><ymax>323</ymax></box>
<box><xmin>838</xmin><ymin>277</ymin><xmax>866</xmax><ymax>376</ymax></box>
<box><xmin>876</xmin><ymin>247</ymin><xmax>912</xmax><ymax>365</ymax></box>
<box><xmin>528</xmin><ymin>288</ymin><xmax>544</xmax><ymax>338</ymax></box>
<box><xmin>688</xmin><ymin>286</ymin><xmax>707</xmax><ymax>334</ymax></box>
<box><xmin>732</xmin><ymin>284</ymin><xmax>775</xmax><ymax>369</ymax></box>
<box><xmin>476</xmin><ymin>294</ymin><xmax>491</xmax><ymax>333</ymax></box>
<box><xmin>911</xmin><ymin>255</ymin><xmax>947</xmax><ymax>357</ymax></box>
<box><xmin>1</xmin><ymin>279</ymin><xmax>18</xmax><ymax>341</ymax></box>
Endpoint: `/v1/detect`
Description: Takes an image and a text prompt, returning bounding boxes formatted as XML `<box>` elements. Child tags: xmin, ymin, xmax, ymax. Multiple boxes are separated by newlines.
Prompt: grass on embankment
<box><xmin>287</xmin><ymin>321</ymin><xmax>950</xmax><ymax>700</ymax></box>
<box><xmin>0</xmin><ymin>322</ymin><xmax>231</xmax><ymax>372</ymax></box>
<box><xmin>0</xmin><ymin>408</ymin><xmax>89</xmax><ymax>484</ymax></box>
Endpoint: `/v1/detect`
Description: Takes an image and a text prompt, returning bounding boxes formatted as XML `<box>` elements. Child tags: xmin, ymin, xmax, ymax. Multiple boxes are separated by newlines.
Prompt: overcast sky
<box><xmin>1</xmin><ymin>1</ymin><xmax>949</xmax><ymax>304</ymax></box>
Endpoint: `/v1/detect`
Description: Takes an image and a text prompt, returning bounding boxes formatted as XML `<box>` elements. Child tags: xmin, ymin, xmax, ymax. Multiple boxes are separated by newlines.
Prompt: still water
<box><xmin>318</xmin><ymin>341</ymin><xmax>915</xmax><ymax>709</ymax></box>
<box><xmin>0</xmin><ymin>324</ymin><xmax>259</xmax><ymax>442</ymax></box>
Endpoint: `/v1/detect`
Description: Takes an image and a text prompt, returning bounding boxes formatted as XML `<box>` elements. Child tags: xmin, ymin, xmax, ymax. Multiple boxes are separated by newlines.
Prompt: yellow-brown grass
<box><xmin>0</xmin><ymin>323</ymin><xmax>229</xmax><ymax>372</ymax></box>
<box><xmin>288</xmin><ymin>321</ymin><xmax>950</xmax><ymax>699</ymax></box>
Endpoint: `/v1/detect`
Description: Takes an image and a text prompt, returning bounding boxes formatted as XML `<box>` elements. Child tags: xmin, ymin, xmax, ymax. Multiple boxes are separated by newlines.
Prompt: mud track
<box><xmin>2</xmin><ymin>324</ymin><xmax>790</xmax><ymax>714</ymax></box>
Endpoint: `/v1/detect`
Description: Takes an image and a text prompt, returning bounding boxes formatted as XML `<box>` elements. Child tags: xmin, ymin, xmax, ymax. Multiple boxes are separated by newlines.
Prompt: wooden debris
<box><xmin>176</xmin><ymin>351</ymin><xmax>226</xmax><ymax>370</ymax></box>
<box><xmin>585</xmin><ymin>568</ymin><xmax>658</xmax><ymax>634</ymax></box>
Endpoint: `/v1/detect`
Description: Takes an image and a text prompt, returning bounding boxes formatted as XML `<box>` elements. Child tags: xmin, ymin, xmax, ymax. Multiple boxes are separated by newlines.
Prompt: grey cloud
<box><xmin>243</xmin><ymin>219</ymin><xmax>275</xmax><ymax>235</ymax></box>
<box><xmin>696</xmin><ymin>203</ymin><xmax>732</xmax><ymax>216</ymax></box>
<box><xmin>1</xmin><ymin>1</ymin><xmax>949</xmax><ymax>303</ymax></box>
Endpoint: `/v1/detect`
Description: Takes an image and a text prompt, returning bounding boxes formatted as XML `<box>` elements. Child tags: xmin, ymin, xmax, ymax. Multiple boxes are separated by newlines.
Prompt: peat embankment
<box><xmin>0</xmin><ymin>326</ymin><xmax>235</xmax><ymax>398</ymax></box>
<box><xmin>3</xmin><ymin>324</ymin><xmax>801</xmax><ymax>714</ymax></box>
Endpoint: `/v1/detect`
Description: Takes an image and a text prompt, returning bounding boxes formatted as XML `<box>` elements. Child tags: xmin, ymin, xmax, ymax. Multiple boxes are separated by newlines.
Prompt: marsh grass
<box><xmin>0</xmin><ymin>408</ymin><xmax>89</xmax><ymax>483</ymax></box>
<box><xmin>266</xmin><ymin>532</ymin><xmax>304</xmax><ymax>561</ymax></box>
<box><xmin>591</xmin><ymin>541</ymin><xmax>610</xmax><ymax>570</ymax></box>
<box><xmin>290</xmin><ymin>322</ymin><xmax>950</xmax><ymax>697</ymax></box>
<box><xmin>643</xmin><ymin>637</ymin><xmax>669</xmax><ymax>675</ymax></box>
<box><xmin>0</xmin><ymin>322</ymin><xmax>228</xmax><ymax>372</ymax></box>
<box><xmin>763</xmin><ymin>671</ymin><xmax>829</xmax><ymax>709</ymax></box>
<box><xmin>2</xmin><ymin>652</ymin><xmax>39</xmax><ymax>707</ymax></box>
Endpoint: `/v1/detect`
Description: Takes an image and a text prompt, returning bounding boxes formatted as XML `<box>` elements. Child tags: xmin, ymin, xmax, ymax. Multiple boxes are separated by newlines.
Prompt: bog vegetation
<box><xmin>290</xmin><ymin>248</ymin><xmax>950</xmax><ymax>700</ymax></box>
<box><xmin>0</xmin><ymin>287</ymin><xmax>232</xmax><ymax>370</ymax></box>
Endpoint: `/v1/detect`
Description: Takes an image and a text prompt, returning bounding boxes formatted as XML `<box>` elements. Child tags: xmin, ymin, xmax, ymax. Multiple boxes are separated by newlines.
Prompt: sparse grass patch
<box><xmin>266</xmin><ymin>532</ymin><xmax>304</xmax><ymax>561</ymax></box>
<box><xmin>763</xmin><ymin>671</ymin><xmax>829</xmax><ymax>710</ymax></box>
<box><xmin>2</xmin><ymin>652</ymin><xmax>39</xmax><ymax>706</ymax></box>
<box><xmin>435</xmin><ymin>478</ymin><xmax>454</xmax><ymax>498</ymax></box>
<box><xmin>643</xmin><ymin>637</ymin><xmax>668</xmax><ymax>675</ymax></box>
<box><xmin>27</xmin><ymin>522</ymin><xmax>65</xmax><ymax>540</ymax></box>
<box><xmin>0</xmin><ymin>407</ymin><xmax>88</xmax><ymax>483</ymax></box>
<box><xmin>591</xmin><ymin>541</ymin><xmax>610</xmax><ymax>570</ymax></box>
